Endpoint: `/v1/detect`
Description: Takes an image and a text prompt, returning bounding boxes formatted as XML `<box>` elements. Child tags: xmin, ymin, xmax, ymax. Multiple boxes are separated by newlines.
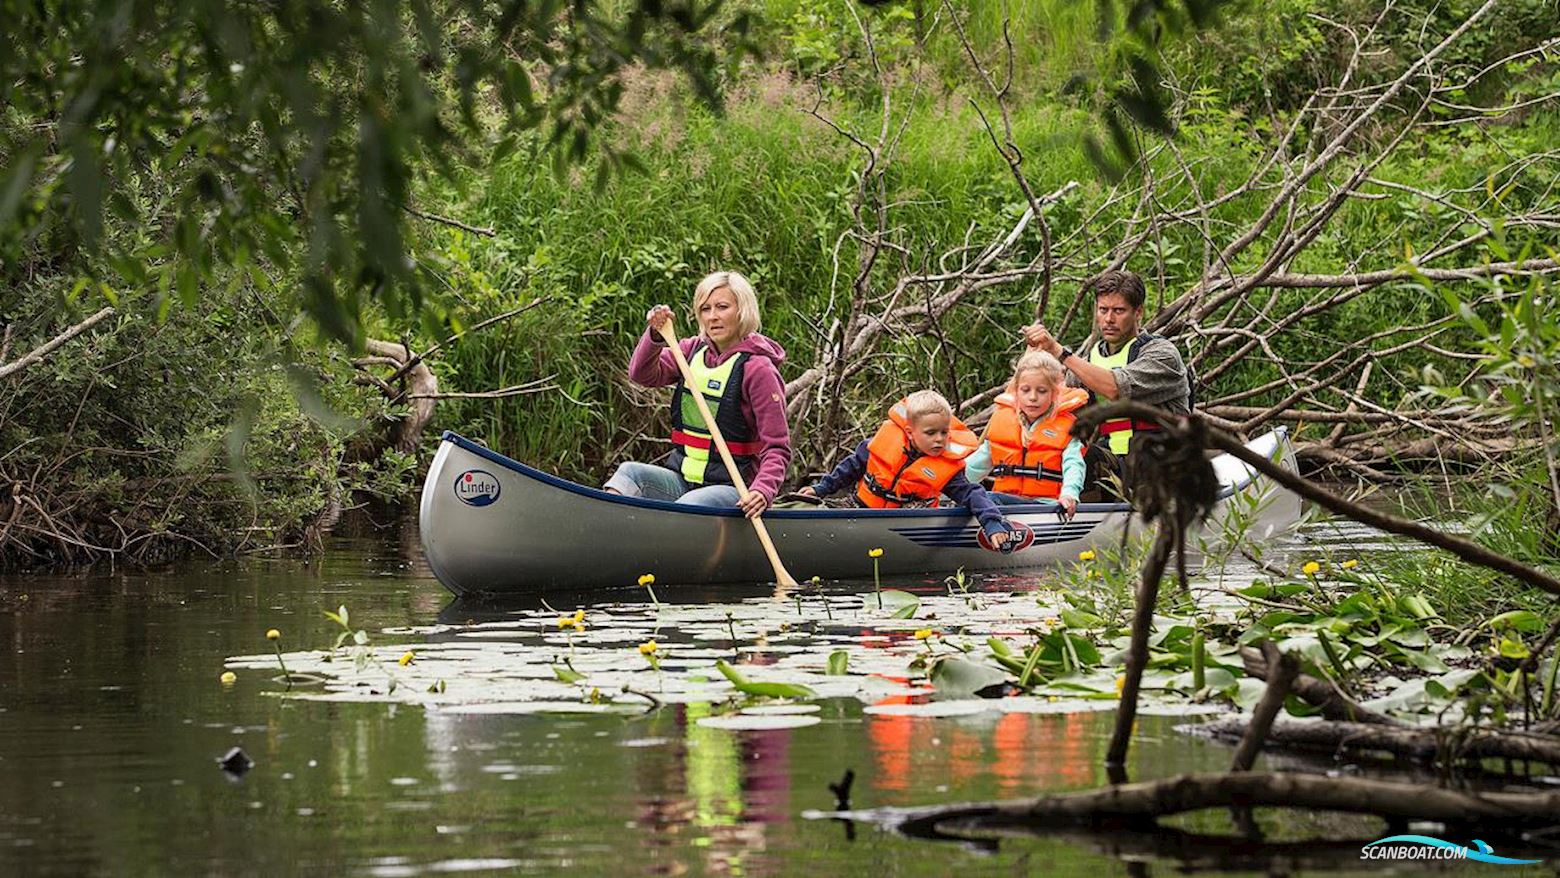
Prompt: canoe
<box><xmin>418</xmin><ymin>428</ymin><xmax>1302</xmax><ymax>599</ymax></box>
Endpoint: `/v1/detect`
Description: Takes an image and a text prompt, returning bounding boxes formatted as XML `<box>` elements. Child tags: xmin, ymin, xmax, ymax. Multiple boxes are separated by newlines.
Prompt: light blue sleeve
<box><xmin>1061</xmin><ymin>437</ymin><xmax>1086</xmax><ymax>500</ymax></box>
<box><xmin>964</xmin><ymin>439</ymin><xmax>993</xmax><ymax>484</ymax></box>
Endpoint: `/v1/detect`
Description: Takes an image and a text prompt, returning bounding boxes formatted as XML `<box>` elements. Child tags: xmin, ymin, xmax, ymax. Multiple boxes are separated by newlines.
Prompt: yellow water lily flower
<box><xmin>1046</xmin><ymin>695</ymin><xmax>1059</xmax><ymax>703</ymax></box>
<box><xmin>1341</xmin><ymin>559</ymin><xmax>1359</xmax><ymax>570</ymax></box>
<box><xmin>398</xmin><ymin>652</ymin><xmax>415</xmax><ymax>666</ymax></box>
<box><xmin>638</xmin><ymin>573</ymin><xmax>655</xmax><ymax>587</ymax></box>
<box><xmin>1078</xmin><ymin>550</ymin><xmax>1096</xmax><ymax>562</ymax></box>
<box><xmin>914</xmin><ymin>629</ymin><xmax>935</xmax><ymax>640</ymax></box>
<box><xmin>638</xmin><ymin>640</ymin><xmax>659</xmax><ymax>655</ymax></box>
<box><xmin>219</xmin><ymin>671</ymin><xmax>237</xmax><ymax>685</ymax></box>
<box><xmin>1115</xmin><ymin>674</ymin><xmax>1126</xmax><ymax>696</ymax></box>
<box><xmin>572</xmin><ymin>609</ymin><xmax>586</xmax><ymax>624</ymax></box>
<box><xmin>868</xmin><ymin>547</ymin><xmax>884</xmax><ymax>558</ymax></box>
<box><xmin>1302</xmin><ymin>561</ymin><xmax>1321</xmax><ymax>576</ymax></box>
<box><xmin>556</xmin><ymin>616</ymin><xmax>573</xmax><ymax>629</ymax></box>
<box><xmin>266</xmin><ymin>628</ymin><xmax>281</xmax><ymax>641</ymax></box>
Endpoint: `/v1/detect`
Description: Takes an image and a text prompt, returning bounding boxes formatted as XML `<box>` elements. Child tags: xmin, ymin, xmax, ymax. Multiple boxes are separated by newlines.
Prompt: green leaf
<box><xmin>929</xmin><ymin>657</ymin><xmax>1009</xmax><ymax>699</ymax></box>
<box><xmin>826</xmin><ymin>650</ymin><xmax>849</xmax><ymax>676</ymax></box>
<box><xmin>1061</xmin><ymin>608</ymin><xmax>1105</xmax><ymax>629</ymax></box>
<box><xmin>1487</xmin><ymin>610</ymin><xmax>1545</xmax><ymax>633</ymax></box>
<box><xmin>878</xmin><ymin>589</ymin><xmax>920</xmax><ymax>619</ymax></box>
<box><xmin>715</xmin><ymin>660</ymin><xmax>817</xmax><ymax>700</ymax></box>
<box><xmin>552</xmin><ymin>664</ymin><xmax>586</xmax><ymax>683</ymax></box>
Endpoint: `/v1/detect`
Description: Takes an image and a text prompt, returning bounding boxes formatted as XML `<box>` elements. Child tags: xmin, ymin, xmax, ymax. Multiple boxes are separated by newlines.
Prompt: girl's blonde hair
<box><xmin>693</xmin><ymin>271</ymin><xmax>761</xmax><ymax>338</ymax></box>
<box><xmin>903</xmin><ymin>389</ymin><xmax>953</xmax><ymax>422</ymax></box>
<box><xmin>1012</xmin><ymin>350</ymin><xmax>1065</xmax><ymax>387</ymax></box>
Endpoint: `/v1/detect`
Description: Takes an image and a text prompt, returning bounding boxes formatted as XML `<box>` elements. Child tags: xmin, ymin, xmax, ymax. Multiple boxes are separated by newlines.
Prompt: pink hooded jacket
<box><xmin>629</xmin><ymin>330</ymin><xmax>793</xmax><ymax>503</ymax></box>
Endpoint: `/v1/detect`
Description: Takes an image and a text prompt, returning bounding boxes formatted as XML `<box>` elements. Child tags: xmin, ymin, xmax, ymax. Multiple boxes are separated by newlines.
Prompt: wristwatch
<box><xmin>1056</xmin><ymin>347</ymin><xmax>1073</xmax><ymax>365</ymax></box>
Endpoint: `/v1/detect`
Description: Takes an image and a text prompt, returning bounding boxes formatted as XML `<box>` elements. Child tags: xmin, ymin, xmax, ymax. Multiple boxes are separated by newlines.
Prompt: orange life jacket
<box><xmin>856</xmin><ymin>399</ymin><xmax>980</xmax><ymax>508</ymax></box>
<box><xmin>985</xmin><ymin>387</ymin><xmax>1089</xmax><ymax>498</ymax></box>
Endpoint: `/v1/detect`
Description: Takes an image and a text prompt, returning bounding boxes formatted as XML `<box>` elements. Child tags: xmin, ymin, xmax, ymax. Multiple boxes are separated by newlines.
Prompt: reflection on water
<box><xmin>0</xmin><ymin>513</ymin><xmax>1539</xmax><ymax>876</ymax></box>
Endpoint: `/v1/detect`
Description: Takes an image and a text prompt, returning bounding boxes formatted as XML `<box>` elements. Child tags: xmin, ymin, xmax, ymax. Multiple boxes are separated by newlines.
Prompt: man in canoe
<box><xmin>1021</xmin><ymin>269</ymin><xmax>1191</xmax><ymax>479</ymax></box>
<box><xmin>603</xmin><ymin>271</ymin><xmax>792</xmax><ymax>519</ymax></box>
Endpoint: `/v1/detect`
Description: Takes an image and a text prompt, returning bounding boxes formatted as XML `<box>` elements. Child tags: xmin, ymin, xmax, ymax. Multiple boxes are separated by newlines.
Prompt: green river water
<box><xmin>1</xmin><ymin>516</ymin><xmax>1553</xmax><ymax>877</ymax></box>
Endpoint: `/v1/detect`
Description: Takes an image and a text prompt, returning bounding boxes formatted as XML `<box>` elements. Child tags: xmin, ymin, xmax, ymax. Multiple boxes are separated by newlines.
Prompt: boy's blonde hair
<box><xmin>903</xmin><ymin>389</ymin><xmax>953</xmax><ymax>422</ymax></box>
<box><xmin>692</xmin><ymin>271</ymin><xmax>761</xmax><ymax>338</ymax></box>
<box><xmin>1012</xmin><ymin>350</ymin><xmax>1065</xmax><ymax>387</ymax></box>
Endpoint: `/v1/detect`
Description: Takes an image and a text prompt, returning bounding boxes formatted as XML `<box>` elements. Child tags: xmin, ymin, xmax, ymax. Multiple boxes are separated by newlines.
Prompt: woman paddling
<box><xmin>603</xmin><ymin>271</ymin><xmax>792</xmax><ymax>519</ymax></box>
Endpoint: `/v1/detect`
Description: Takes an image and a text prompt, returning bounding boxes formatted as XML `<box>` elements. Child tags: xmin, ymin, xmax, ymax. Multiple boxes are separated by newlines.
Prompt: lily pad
<box><xmin>740</xmin><ymin>704</ymin><xmax>823</xmax><ymax>716</ymax></box>
<box><xmin>696</xmin><ymin>714</ymin><xmax>822</xmax><ymax>730</ymax></box>
<box><xmin>929</xmin><ymin>657</ymin><xmax>1010</xmax><ymax>699</ymax></box>
<box><xmin>862</xmin><ymin>701</ymin><xmax>990</xmax><ymax>717</ymax></box>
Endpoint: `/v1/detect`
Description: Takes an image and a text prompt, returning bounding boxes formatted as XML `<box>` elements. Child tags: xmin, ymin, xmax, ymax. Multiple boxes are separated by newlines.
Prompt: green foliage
<box><xmin>1</xmin><ymin>0</ymin><xmax>753</xmax><ymax>345</ymax></box>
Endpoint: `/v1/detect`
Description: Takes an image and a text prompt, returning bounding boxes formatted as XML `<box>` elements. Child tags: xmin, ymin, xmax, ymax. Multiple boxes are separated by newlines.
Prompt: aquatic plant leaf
<box><xmin>696</xmin><ymin>714</ymin><xmax>821</xmax><ymax>730</ymax></box>
<box><xmin>826</xmin><ymin>650</ymin><xmax>849</xmax><ymax>676</ymax></box>
<box><xmin>741</xmin><ymin>704</ymin><xmax>821</xmax><ymax>716</ymax></box>
<box><xmin>929</xmin><ymin>657</ymin><xmax>1010</xmax><ymax>699</ymax></box>
<box><xmin>878</xmin><ymin>590</ymin><xmax>920</xmax><ymax>619</ymax></box>
<box><xmin>862</xmin><ymin>701</ymin><xmax>988</xmax><ymax>717</ymax></box>
<box><xmin>1060</xmin><ymin>608</ymin><xmax>1104</xmax><ymax>629</ymax></box>
<box><xmin>715</xmin><ymin>660</ymin><xmax>818</xmax><ymax>700</ymax></box>
<box><xmin>552</xmin><ymin>664</ymin><xmax>586</xmax><ymax>683</ymax></box>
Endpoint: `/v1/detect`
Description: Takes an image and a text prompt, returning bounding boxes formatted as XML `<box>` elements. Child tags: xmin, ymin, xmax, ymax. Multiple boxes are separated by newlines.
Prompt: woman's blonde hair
<box><xmin>692</xmin><ymin>271</ymin><xmax>761</xmax><ymax>338</ymax></box>
<box><xmin>903</xmin><ymin>389</ymin><xmax>953</xmax><ymax>422</ymax></box>
<box><xmin>1012</xmin><ymin>350</ymin><xmax>1065</xmax><ymax>388</ymax></box>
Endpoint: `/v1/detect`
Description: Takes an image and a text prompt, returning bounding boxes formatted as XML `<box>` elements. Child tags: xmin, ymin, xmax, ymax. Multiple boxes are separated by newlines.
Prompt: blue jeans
<box><xmin>604</xmin><ymin>461</ymin><xmax>741</xmax><ymax>507</ymax></box>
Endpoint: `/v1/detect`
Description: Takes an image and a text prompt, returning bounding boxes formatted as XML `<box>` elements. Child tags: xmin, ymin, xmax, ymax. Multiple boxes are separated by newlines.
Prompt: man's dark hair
<box><xmin>1088</xmin><ymin>270</ymin><xmax>1146</xmax><ymax>310</ymax></box>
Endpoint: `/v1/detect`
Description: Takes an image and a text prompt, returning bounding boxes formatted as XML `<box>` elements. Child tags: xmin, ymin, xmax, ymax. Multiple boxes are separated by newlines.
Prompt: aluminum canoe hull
<box><xmin>418</xmin><ymin>428</ymin><xmax>1300</xmax><ymax>598</ymax></box>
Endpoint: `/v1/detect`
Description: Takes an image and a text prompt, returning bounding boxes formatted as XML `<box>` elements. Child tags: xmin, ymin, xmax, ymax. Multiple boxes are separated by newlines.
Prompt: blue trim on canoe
<box><xmin>436</xmin><ymin>428</ymin><xmax>1278</xmax><ymax>520</ymax></box>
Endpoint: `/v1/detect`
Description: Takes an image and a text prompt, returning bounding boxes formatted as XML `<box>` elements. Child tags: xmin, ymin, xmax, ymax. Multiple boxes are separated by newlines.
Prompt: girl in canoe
<box><xmin>603</xmin><ymin>271</ymin><xmax>791</xmax><ymax>519</ymax></box>
<box><xmin>798</xmin><ymin>390</ymin><xmax>1017</xmax><ymax>550</ymax></box>
<box><xmin>964</xmin><ymin>350</ymin><xmax>1088</xmax><ymax>518</ymax></box>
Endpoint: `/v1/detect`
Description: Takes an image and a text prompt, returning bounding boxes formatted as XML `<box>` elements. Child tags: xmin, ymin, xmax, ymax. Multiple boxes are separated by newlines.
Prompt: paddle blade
<box><xmin>978</xmin><ymin>521</ymin><xmax>1035</xmax><ymax>554</ymax></box>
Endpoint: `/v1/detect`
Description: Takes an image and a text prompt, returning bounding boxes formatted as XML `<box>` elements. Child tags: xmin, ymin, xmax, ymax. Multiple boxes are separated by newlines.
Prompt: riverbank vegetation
<box><xmin>4</xmin><ymin>0</ymin><xmax>1557</xmax><ymax>574</ymax></box>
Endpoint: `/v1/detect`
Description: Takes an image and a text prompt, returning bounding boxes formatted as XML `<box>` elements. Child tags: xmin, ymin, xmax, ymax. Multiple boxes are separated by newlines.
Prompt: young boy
<box><xmin>799</xmin><ymin>390</ymin><xmax>1016</xmax><ymax>550</ymax></box>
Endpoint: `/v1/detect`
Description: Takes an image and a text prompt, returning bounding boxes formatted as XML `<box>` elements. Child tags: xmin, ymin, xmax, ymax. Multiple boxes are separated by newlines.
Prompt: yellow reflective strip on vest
<box><xmin>1089</xmin><ymin>340</ymin><xmax>1135</xmax><ymax>455</ymax></box>
<box><xmin>678</xmin><ymin>346</ymin><xmax>742</xmax><ymax>484</ymax></box>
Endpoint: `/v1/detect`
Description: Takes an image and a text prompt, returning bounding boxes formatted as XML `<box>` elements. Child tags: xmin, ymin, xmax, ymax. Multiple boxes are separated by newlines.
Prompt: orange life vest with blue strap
<box><xmin>856</xmin><ymin>399</ymin><xmax>980</xmax><ymax>508</ymax></box>
<box><xmin>985</xmin><ymin>387</ymin><xmax>1089</xmax><ymax>498</ymax></box>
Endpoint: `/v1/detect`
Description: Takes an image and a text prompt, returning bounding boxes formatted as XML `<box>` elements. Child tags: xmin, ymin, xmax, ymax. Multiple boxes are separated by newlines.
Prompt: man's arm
<box><xmin>1022</xmin><ymin>323</ymin><xmax>1118</xmax><ymax>399</ymax></box>
<box><xmin>1111</xmin><ymin>339</ymin><xmax>1190</xmax><ymax>410</ymax></box>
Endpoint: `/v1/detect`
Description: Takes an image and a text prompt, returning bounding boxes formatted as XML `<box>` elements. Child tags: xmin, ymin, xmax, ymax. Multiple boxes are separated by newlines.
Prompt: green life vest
<box><xmin>667</xmin><ymin>341</ymin><xmax>761</xmax><ymax>486</ymax></box>
<box><xmin>1088</xmin><ymin>334</ymin><xmax>1157</xmax><ymax>456</ymax></box>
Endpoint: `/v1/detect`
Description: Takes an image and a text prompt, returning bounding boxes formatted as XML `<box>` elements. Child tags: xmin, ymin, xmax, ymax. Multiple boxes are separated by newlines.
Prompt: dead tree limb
<box><xmin>0</xmin><ymin>307</ymin><xmax>115</xmax><ymax>381</ymax></box>
<box><xmin>829</xmin><ymin>772</ymin><xmax>1560</xmax><ymax>836</ymax></box>
<box><xmin>1191</xmin><ymin>718</ymin><xmax>1560</xmax><ymax>768</ymax></box>
<box><xmin>1090</xmin><ymin>400</ymin><xmax>1560</xmax><ymax>599</ymax></box>
<box><xmin>1231</xmin><ymin>641</ymin><xmax>1299</xmax><ymax>771</ymax></box>
<box><xmin>1240</xmin><ymin>646</ymin><xmax>1399</xmax><ymax>726</ymax></box>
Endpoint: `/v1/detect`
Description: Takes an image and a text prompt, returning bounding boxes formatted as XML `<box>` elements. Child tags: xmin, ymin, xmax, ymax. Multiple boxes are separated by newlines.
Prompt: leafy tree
<box><xmin>1</xmin><ymin>0</ymin><xmax>754</xmax><ymax>345</ymax></box>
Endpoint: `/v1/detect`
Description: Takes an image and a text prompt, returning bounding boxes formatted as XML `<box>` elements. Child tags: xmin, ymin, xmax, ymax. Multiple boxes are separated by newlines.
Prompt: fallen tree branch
<box><xmin>1231</xmin><ymin>641</ymin><xmax>1299</xmax><ymax>771</ymax></box>
<box><xmin>1240</xmin><ymin>646</ymin><xmax>1399</xmax><ymax>725</ymax></box>
<box><xmin>1190</xmin><ymin>718</ymin><xmax>1560</xmax><ymax>768</ymax></box>
<box><xmin>826</xmin><ymin>771</ymin><xmax>1560</xmax><ymax>836</ymax></box>
<box><xmin>1083</xmin><ymin>401</ymin><xmax>1560</xmax><ymax>599</ymax></box>
<box><xmin>402</xmin><ymin>205</ymin><xmax>496</xmax><ymax>237</ymax></box>
<box><xmin>0</xmin><ymin>307</ymin><xmax>115</xmax><ymax>381</ymax></box>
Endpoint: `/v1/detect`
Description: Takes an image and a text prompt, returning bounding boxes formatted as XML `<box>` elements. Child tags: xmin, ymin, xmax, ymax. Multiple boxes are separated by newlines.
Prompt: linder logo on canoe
<box><xmin>454</xmin><ymin>470</ymin><xmax>501</xmax><ymax>507</ymax></box>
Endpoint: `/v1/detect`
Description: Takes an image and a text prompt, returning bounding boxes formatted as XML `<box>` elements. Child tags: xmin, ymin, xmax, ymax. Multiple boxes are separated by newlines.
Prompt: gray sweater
<box><xmin>1067</xmin><ymin>334</ymin><xmax>1191</xmax><ymax>414</ymax></box>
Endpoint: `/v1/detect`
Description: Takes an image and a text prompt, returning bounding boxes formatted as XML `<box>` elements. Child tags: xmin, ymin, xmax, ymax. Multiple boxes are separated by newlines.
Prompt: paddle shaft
<box><xmin>655</xmin><ymin>324</ymin><xmax>799</xmax><ymax>587</ymax></box>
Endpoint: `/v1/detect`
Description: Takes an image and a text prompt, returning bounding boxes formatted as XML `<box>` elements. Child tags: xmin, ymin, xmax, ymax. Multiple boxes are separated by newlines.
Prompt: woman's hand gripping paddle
<box><xmin>655</xmin><ymin>323</ymin><xmax>800</xmax><ymax>588</ymax></box>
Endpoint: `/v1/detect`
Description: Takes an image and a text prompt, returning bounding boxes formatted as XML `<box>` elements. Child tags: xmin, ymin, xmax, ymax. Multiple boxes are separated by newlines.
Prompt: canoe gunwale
<box><xmin>435</xmin><ymin>429</ymin><xmax>1274</xmax><ymax>521</ymax></box>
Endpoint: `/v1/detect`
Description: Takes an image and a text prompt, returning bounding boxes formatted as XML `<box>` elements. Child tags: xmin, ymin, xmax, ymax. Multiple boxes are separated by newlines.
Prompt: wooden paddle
<box><xmin>655</xmin><ymin>323</ymin><xmax>799</xmax><ymax>588</ymax></box>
